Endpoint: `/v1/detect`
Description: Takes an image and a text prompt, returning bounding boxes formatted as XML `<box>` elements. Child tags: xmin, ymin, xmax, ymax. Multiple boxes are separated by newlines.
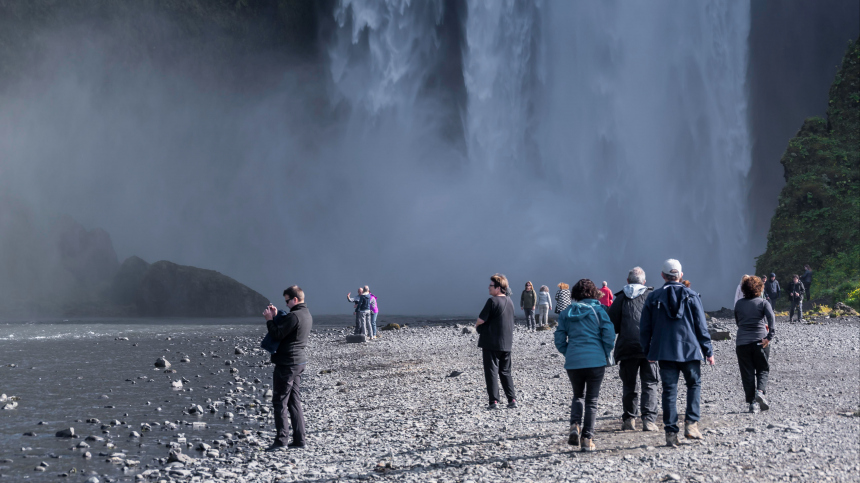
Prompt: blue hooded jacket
<box><xmin>639</xmin><ymin>282</ymin><xmax>713</xmax><ymax>362</ymax></box>
<box><xmin>554</xmin><ymin>299</ymin><xmax>616</xmax><ymax>370</ymax></box>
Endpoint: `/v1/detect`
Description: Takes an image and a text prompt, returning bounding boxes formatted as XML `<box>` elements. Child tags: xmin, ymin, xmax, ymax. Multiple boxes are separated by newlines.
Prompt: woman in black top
<box><xmin>476</xmin><ymin>274</ymin><xmax>517</xmax><ymax>410</ymax></box>
<box><xmin>733</xmin><ymin>275</ymin><xmax>775</xmax><ymax>414</ymax></box>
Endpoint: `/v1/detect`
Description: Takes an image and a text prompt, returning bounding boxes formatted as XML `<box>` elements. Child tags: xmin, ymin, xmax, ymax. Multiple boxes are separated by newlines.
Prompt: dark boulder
<box><xmin>135</xmin><ymin>261</ymin><xmax>267</xmax><ymax>317</ymax></box>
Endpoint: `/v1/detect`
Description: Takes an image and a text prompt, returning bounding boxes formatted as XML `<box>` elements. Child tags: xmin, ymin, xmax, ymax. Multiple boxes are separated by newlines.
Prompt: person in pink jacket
<box><xmin>364</xmin><ymin>285</ymin><xmax>379</xmax><ymax>339</ymax></box>
<box><xmin>599</xmin><ymin>281</ymin><xmax>614</xmax><ymax>307</ymax></box>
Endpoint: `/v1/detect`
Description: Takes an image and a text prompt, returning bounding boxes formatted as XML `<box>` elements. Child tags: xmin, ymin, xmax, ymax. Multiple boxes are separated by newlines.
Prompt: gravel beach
<box><xmin>2</xmin><ymin>315</ymin><xmax>858</xmax><ymax>482</ymax></box>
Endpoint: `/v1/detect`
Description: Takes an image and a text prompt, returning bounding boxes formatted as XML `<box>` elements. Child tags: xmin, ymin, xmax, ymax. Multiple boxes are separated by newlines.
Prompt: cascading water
<box><xmin>327</xmin><ymin>0</ymin><xmax>752</xmax><ymax>308</ymax></box>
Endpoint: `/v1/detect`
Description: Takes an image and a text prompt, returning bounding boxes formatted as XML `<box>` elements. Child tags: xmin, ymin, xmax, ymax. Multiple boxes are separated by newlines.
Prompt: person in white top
<box><xmin>537</xmin><ymin>285</ymin><xmax>554</xmax><ymax>328</ymax></box>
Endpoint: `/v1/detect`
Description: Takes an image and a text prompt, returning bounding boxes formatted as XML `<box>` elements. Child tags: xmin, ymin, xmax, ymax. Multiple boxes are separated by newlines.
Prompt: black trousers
<box><xmin>482</xmin><ymin>349</ymin><xmax>516</xmax><ymax>404</ymax></box>
<box><xmin>567</xmin><ymin>366</ymin><xmax>605</xmax><ymax>439</ymax></box>
<box><xmin>618</xmin><ymin>358</ymin><xmax>660</xmax><ymax>422</ymax></box>
<box><xmin>736</xmin><ymin>342</ymin><xmax>770</xmax><ymax>403</ymax></box>
<box><xmin>272</xmin><ymin>364</ymin><xmax>306</xmax><ymax>446</ymax></box>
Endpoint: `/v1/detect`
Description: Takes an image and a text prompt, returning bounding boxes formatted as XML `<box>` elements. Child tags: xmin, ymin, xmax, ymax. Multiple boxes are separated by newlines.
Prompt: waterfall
<box><xmin>327</xmin><ymin>0</ymin><xmax>752</xmax><ymax>307</ymax></box>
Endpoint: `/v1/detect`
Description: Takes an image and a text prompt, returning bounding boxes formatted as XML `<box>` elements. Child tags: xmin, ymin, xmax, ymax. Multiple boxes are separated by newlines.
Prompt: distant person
<box><xmin>733</xmin><ymin>275</ymin><xmax>774</xmax><ymax>414</ymax></box>
<box><xmin>733</xmin><ymin>275</ymin><xmax>746</xmax><ymax>307</ymax></box>
<box><xmin>788</xmin><ymin>274</ymin><xmax>806</xmax><ymax>322</ymax></box>
<box><xmin>555</xmin><ymin>279</ymin><xmax>615</xmax><ymax>452</ymax></box>
<box><xmin>346</xmin><ymin>288</ymin><xmax>372</xmax><ymax>336</ymax></box>
<box><xmin>476</xmin><ymin>274</ymin><xmax>518</xmax><ymax>410</ymax></box>
<box><xmin>801</xmin><ymin>265</ymin><xmax>813</xmax><ymax>301</ymax></box>
<box><xmin>263</xmin><ymin>285</ymin><xmax>312</xmax><ymax>450</ymax></box>
<box><xmin>640</xmin><ymin>259</ymin><xmax>714</xmax><ymax>447</ymax></box>
<box><xmin>521</xmin><ymin>281</ymin><xmax>537</xmax><ymax>331</ymax></box>
<box><xmin>606</xmin><ymin>267</ymin><xmax>658</xmax><ymax>432</ymax></box>
<box><xmin>364</xmin><ymin>285</ymin><xmax>379</xmax><ymax>340</ymax></box>
<box><xmin>555</xmin><ymin>283</ymin><xmax>571</xmax><ymax>314</ymax></box>
<box><xmin>537</xmin><ymin>285</ymin><xmax>553</xmax><ymax>328</ymax></box>
<box><xmin>760</xmin><ymin>276</ymin><xmax>768</xmax><ymax>300</ymax></box>
<box><xmin>599</xmin><ymin>281</ymin><xmax>614</xmax><ymax>307</ymax></box>
<box><xmin>764</xmin><ymin>273</ymin><xmax>781</xmax><ymax>307</ymax></box>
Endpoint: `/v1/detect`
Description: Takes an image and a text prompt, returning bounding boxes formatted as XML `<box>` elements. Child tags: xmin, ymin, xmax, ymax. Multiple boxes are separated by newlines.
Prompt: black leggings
<box><xmin>736</xmin><ymin>342</ymin><xmax>770</xmax><ymax>403</ymax></box>
<box><xmin>566</xmin><ymin>366</ymin><xmax>606</xmax><ymax>439</ymax></box>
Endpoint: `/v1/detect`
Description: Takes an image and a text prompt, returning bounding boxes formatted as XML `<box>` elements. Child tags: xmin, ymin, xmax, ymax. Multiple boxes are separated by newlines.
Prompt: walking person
<box><xmin>788</xmin><ymin>274</ymin><xmax>806</xmax><ymax>322</ymax></box>
<box><xmin>801</xmin><ymin>265</ymin><xmax>813</xmax><ymax>301</ymax></box>
<box><xmin>346</xmin><ymin>288</ymin><xmax>372</xmax><ymax>336</ymax></box>
<box><xmin>606</xmin><ymin>267</ymin><xmax>659</xmax><ymax>432</ymax></box>
<box><xmin>521</xmin><ymin>281</ymin><xmax>537</xmax><ymax>331</ymax></box>
<box><xmin>733</xmin><ymin>275</ymin><xmax>775</xmax><ymax>414</ymax></box>
<box><xmin>640</xmin><ymin>259</ymin><xmax>715</xmax><ymax>447</ymax></box>
<box><xmin>764</xmin><ymin>273</ymin><xmax>780</xmax><ymax>307</ymax></box>
<box><xmin>537</xmin><ymin>285</ymin><xmax>553</xmax><ymax>328</ymax></box>
<box><xmin>263</xmin><ymin>285</ymin><xmax>312</xmax><ymax>450</ymax></box>
<box><xmin>555</xmin><ymin>283</ymin><xmax>571</xmax><ymax>315</ymax></box>
<box><xmin>364</xmin><ymin>285</ymin><xmax>379</xmax><ymax>340</ymax></box>
<box><xmin>555</xmin><ymin>279</ymin><xmax>616</xmax><ymax>452</ymax></box>
<box><xmin>476</xmin><ymin>274</ymin><xmax>518</xmax><ymax>410</ymax></box>
<box><xmin>599</xmin><ymin>281</ymin><xmax>614</xmax><ymax>307</ymax></box>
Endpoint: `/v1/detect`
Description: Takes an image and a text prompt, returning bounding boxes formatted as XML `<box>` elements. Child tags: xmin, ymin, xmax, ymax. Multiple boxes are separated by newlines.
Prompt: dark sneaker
<box><xmin>265</xmin><ymin>442</ymin><xmax>286</xmax><ymax>452</ymax></box>
<box><xmin>487</xmin><ymin>401</ymin><xmax>499</xmax><ymax>410</ymax></box>
<box><xmin>755</xmin><ymin>391</ymin><xmax>770</xmax><ymax>411</ymax></box>
<box><xmin>567</xmin><ymin>424</ymin><xmax>580</xmax><ymax>446</ymax></box>
<box><xmin>621</xmin><ymin>418</ymin><xmax>635</xmax><ymax>431</ymax></box>
<box><xmin>748</xmin><ymin>401</ymin><xmax>760</xmax><ymax>414</ymax></box>
<box><xmin>665</xmin><ymin>432</ymin><xmax>679</xmax><ymax>447</ymax></box>
<box><xmin>287</xmin><ymin>442</ymin><xmax>306</xmax><ymax>449</ymax></box>
<box><xmin>507</xmin><ymin>400</ymin><xmax>519</xmax><ymax>409</ymax></box>
<box><xmin>642</xmin><ymin>420</ymin><xmax>659</xmax><ymax>432</ymax></box>
<box><xmin>580</xmin><ymin>437</ymin><xmax>596</xmax><ymax>452</ymax></box>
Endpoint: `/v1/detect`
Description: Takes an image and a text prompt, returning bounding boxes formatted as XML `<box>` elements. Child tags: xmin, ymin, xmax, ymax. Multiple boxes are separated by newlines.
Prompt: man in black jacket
<box><xmin>788</xmin><ymin>275</ymin><xmax>806</xmax><ymax>322</ymax></box>
<box><xmin>607</xmin><ymin>266</ymin><xmax>659</xmax><ymax>432</ymax></box>
<box><xmin>764</xmin><ymin>273</ymin><xmax>780</xmax><ymax>307</ymax></box>
<box><xmin>263</xmin><ymin>285</ymin><xmax>313</xmax><ymax>451</ymax></box>
<box><xmin>476</xmin><ymin>273</ymin><xmax>517</xmax><ymax>410</ymax></box>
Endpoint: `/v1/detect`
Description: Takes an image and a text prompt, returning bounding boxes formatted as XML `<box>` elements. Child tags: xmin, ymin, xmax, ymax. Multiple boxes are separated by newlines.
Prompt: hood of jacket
<box><xmin>563</xmin><ymin>298</ymin><xmax>602</xmax><ymax>321</ymax></box>
<box><xmin>622</xmin><ymin>284</ymin><xmax>648</xmax><ymax>299</ymax></box>
<box><xmin>653</xmin><ymin>282</ymin><xmax>692</xmax><ymax>319</ymax></box>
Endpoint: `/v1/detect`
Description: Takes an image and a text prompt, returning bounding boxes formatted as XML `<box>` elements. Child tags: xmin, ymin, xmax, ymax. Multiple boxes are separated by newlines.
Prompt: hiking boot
<box><xmin>755</xmin><ymin>391</ymin><xmax>770</xmax><ymax>411</ymax></box>
<box><xmin>567</xmin><ymin>424</ymin><xmax>580</xmax><ymax>446</ymax></box>
<box><xmin>684</xmin><ymin>421</ymin><xmax>703</xmax><ymax>439</ymax></box>
<box><xmin>621</xmin><ymin>418</ymin><xmax>636</xmax><ymax>431</ymax></box>
<box><xmin>265</xmin><ymin>442</ymin><xmax>286</xmax><ymax>452</ymax></box>
<box><xmin>580</xmin><ymin>437</ymin><xmax>596</xmax><ymax>452</ymax></box>
<box><xmin>642</xmin><ymin>420</ymin><xmax>659</xmax><ymax>432</ymax></box>
<box><xmin>487</xmin><ymin>401</ymin><xmax>499</xmax><ymax>410</ymax></box>
<box><xmin>665</xmin><ymin>432</ymin><xmax>679</xmax><ymax>447</ymax></box>
<box><xmin>748</xmin><ymin>402</ymin><xmax>760</xmax><ymax>414</ymax></box>
<box><xmin>507</xmin><ymin>399</ymin><xmax>519</xmax><ymax>409</ymax></box>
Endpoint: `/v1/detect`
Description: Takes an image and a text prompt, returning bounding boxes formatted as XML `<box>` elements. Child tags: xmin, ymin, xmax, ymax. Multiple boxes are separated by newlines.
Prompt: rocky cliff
<box><xmin>756</xmin><ymin>38</ymin><xmax>860</xmax><ymax>308</ymax></box>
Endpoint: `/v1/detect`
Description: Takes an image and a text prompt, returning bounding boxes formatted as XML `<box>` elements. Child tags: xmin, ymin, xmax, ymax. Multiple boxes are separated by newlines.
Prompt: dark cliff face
<box><xmin>755</xmin><ymin>38</ymin><xmax>859</xmax><ymax>304</ymax></box>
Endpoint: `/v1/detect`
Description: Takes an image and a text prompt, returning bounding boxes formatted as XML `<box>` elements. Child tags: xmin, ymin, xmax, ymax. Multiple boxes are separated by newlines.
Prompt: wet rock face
<box><xmin>134</xmin><ymin>260</ymin><xmax>268</xmax><ymax>317</ymax></box>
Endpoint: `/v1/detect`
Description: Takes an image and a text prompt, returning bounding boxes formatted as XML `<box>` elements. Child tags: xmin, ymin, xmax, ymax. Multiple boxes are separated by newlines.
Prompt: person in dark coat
<box><xmin>640</xmin><ymin>259</ymin><xmax>714</xmax><ymax>447</ymax></box>
<box><xmin>788</xmin><ymin>274</ymin><xmax>806</xmax><ymax>322</ymax></box>
<box><xmin>733</xmin><ymin>276</ymin><xmax>775</xmax><ymax>414</ymax></box>
<box><xmin>263</xmin><ymin>285</ymin><xmax>312</xmax><ymax>451</ymax></box>
<box><xmin>764</xmin><ymin>273</ymin><xmax>780</xmax><ymax>307</ymax></box>
<box><xmin>801</xmin><ymin>265</ymin><xmax>813</xmax><ymax>301</ymax></box>
<box><xmin>606</xmin><ymin>266</ymin><xmax>658</xmax><ymax>432</ymax></box>
<box><xmin>476</xmin><ymin>273</ymin><xmax>517</xmax><ymax>410</ymax></box>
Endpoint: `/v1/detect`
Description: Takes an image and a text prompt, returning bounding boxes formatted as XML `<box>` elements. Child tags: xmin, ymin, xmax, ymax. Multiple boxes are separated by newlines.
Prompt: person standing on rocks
<box><xmin>599</xmin><ymin>281</ymin><xmax>614</xmax><ymax>307</ymax></box>
<box><xmin>788</xmin><ymin>274</ymin><xmax>806</xmax><ymax>322</ymax></box>
<box><xmin>263</xmin><ymin>285</ymin><xmax>312</xmax><ymax>450</ymax></box>
<box><xmin>733</xmin><ymin>275</ymin><xmax>774</xmax><ymax>414</ymax></box>
<box><xmin>364</xmin><ymin>285</ymin><xmax>379</xmax><ymax>340</ymax></box>
<box><xmin>476</xmin><ymin>274</ymin><xmax>518</xmax><ymax>410</ymax></box>
<box><xmin>764</xmin><ymin>273</ymin><xmax>781</xmax><ymax>307</ymax></box>
<box><xmin>521</xmin><ymin>282</ymin><xmax>537</xmax><ymax>331</ymax></box>
<box><xmin>347</xmin><ymin>288</ymin><xmax>372</xmax><ymax>336</ymax></box>
<box><xmin>555</xmin><ymin>282</ymin><xmax>571</xmax><ymax>315</ymax></box>
<box><xmin>606</xmin><ymin>266</ymin><xmax>659</xmax><ymax>432</ymax></box>
<box><xmin>537</xmin><ymin>285</ymin><xmax>553</xmax><ymax>328</ymax></box>
<box><xmin>801</xmin><ymin>265</ymin><xmax>813</xmax><ymax>301</ymax></box>
<box><xmin>555</xmin><ymin>279</ymin><xmax>616</xmax><ymax>452</ymax></box>
<box><xmin>640</xmin><ymin>259</ymin><xmax>714</xmax><ymax>447</ymax></box>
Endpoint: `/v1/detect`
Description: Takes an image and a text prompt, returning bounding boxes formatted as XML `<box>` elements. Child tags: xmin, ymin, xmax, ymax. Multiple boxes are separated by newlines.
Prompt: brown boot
<box><xmin>567</xmin><ymin>424</ymin><xmax>580</xmax><ymax>446</ymax></box>
<box><xmin>621</xmin><ymin>418</ymin><xmax>636</xmax><ymax>431</ymax></box>
<box><xmin>580</xmin><ymin>437</ymin><xmax>596</xmax><ymax>452</ymax></box>
<box><xmin>684</xmin><ymin>421</ymin><xmax>703</xmax><ymax>440</ymax></box>
<box><xmin>642</xmin><ymin>420</ymin><xmax>659</xmax><ymax>432</ymax></box>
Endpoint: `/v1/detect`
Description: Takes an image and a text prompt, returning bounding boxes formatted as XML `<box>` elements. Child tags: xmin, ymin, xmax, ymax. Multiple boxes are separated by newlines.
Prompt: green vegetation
<box><xmin>756</xmin><ymin>38</ymin><xmax>860</xmax><ymax>310</ymax></box>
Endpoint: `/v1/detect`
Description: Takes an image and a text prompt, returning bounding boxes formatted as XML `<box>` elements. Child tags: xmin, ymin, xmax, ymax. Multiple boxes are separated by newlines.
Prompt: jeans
<box><xmin>272</xmin><ymin>364</ymin><xmax>306</xmax><ymax>446</ymax></box>
<box><xmin>658</xmin><ymin>360</ymin><xmax>701</xmax><ymax>433</ymax></box>
<box><xmin>524</xmin><ymin>308</ymin><xmax>535</xmax><ymax>330</ymax></box>
<box><xmin>736</xmin><ymin>342</ymin><xmax>770</xmax><ymax>403</ymax></box>
<box><xmin>619</xmin><ymin>358</ymin><xmax>659</xmax><ymax>422</ymax></box>
<box><xmin>790</xmin><ymin>299</ymin><xmax>803</xmax><ymax>321</ymax></box>
<box><xmin>482</xmin><ymin>349</ymin><xmax>516</xmax><ymax>404</ymax></box>
<box><xmin>357</xmin><ymin>310</ymin><xmax>372</xmax><ymax>336</ymax></box>
<box><xmin>537</xmin><ymin>304</ymin><xmax>550</xmax><ymax>327</ymax></box>
<box><xmin>566</xmin><ymin>366</ymin><xmax>605</xmax><ymax>439</ymax></box>
<box><xmin>371</xmin><ymin>312</ymin><xmax>378</xmax><ymax>337</ymax></box>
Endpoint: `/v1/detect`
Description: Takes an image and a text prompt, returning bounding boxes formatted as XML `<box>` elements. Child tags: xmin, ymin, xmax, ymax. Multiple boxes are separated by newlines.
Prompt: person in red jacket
<box><xmin>599</xmin><ymin>281</ymin><xmax>614</xmax><ymax>307</ymax></box>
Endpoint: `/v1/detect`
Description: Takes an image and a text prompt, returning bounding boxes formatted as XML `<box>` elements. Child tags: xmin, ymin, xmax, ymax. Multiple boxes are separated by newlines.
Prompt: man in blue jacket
<box><xmin>640</xmin><ymin>259</ymin><xmax>715</xmax><ymax>447</ymax></box>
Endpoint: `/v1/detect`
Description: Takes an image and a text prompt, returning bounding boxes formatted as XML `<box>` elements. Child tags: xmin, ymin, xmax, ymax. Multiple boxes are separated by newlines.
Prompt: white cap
<box><xmin>662</xmin><ymin>259</ymin><xmax>682</xmax><ymax>276</ymax></box>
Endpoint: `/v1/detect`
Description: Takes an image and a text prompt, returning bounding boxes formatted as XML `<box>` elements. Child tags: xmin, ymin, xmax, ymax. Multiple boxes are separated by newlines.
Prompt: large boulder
<box><xmin>135</xmin><ymin>261</ymin><xmax>268</xmax><ymax>317</ymax></box>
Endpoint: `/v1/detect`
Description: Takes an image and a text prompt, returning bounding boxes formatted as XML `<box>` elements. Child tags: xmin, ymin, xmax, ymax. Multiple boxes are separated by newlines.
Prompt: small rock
<box><xmin>346</xmin><ymin>334</ymin><xmax>367</xmax><ymax>343</ymax></box>
<box><xmin>154</xmin><ymin>357</ymin><xmax>171</xmax><ymax>368</ymax></box>
<box><xmin>76</xmin><ymin>442</ymin><xmax>90</xmax><ymax>449</ymax></box>
<box><xmin>461</xmin><ymin>327</ymin><xmax>476</xmax><ymax>334</ymax></box>
<box><xmin>235</xmin><ymin>348</ymin><xmax>245</xmax><ymax>355</ymax></box>
<box><xmin>129</xmin><ymin>431</ymin><xmax>141</xmax><ymax>438</ymax></box>
<box><xmin>82</xmin><ymin>452</ymin><xmax>92</xmax><ymax>459</ymax></box>
<box><xmin>446</xmin><ymin>371</ymin><xmax>464</xmax><ymax>378</ymax></box>
<box><xmin>55</xmin><ymin>428</ymin><xmax>75</xmax><ymax>438</ymax></box>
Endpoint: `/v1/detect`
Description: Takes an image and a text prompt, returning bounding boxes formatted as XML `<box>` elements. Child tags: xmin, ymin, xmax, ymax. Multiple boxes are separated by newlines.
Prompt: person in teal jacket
<box><xmin>555</xmin><ymin>279</ymin><xmax>616</xmax><ymax>452</ymax></box>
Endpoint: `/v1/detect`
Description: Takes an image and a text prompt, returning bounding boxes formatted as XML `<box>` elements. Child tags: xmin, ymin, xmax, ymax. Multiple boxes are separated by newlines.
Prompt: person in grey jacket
<box><xmin>764</xmin><ymin>273</ymin><xmax>780</xmax><ymax>306</ymax></box>
<box><xmin>606</xmin><ymin>267</ymin><xmax>658</xmax><ymax>432</ymax></box>
<box><xmin>734</xmin><ymin>276</ymin><xmax>774</xmax><ymax>414</ymax></box>
<box><xmin>787</xmin><ymin>275</ymin><xmax>806</xmax><ymax>322</ymax></box>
